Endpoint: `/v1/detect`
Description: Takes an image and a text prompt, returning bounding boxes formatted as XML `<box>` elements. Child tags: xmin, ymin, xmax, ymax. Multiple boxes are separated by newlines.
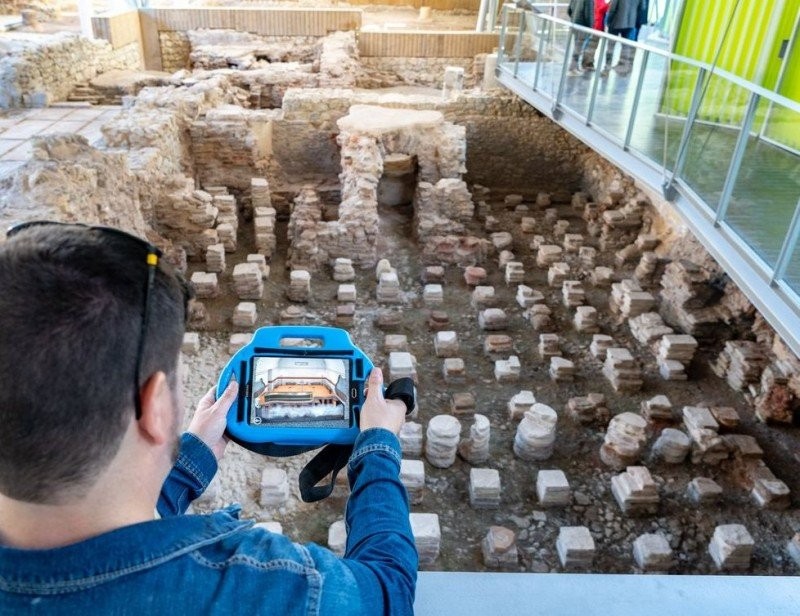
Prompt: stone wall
<box><xmin>359</xmin><ymin>57</ymin><xmax>475</xmax><ymax>90</ymax></box>
<box><xmin>275</xmin><ymin>88</ymin><xmax>586</xmax><ymax>196</ymax></box>
<box><xmin>0</xmin><ymin>33</ymin><xmax>142</xmax><ymax>108</ymax></box>
<box><xmin>159</xmin><ymin>32</ymin><xmax>191</xmax><ymax>73</ymax></box>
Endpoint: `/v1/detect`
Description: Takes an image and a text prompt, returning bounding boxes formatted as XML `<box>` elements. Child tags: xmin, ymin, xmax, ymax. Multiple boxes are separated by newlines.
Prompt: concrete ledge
<box><xmin>415</xmin><ymin>571</ymin><xmax>800</xmax><ymax>615</ymax></box>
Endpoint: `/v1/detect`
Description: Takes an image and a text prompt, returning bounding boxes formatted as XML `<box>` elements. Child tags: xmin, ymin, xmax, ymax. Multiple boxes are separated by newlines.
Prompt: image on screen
<box><xmin>250</xmin><ymin>356</ymin><xmax>349</xmax><ymax>425</ymax></box>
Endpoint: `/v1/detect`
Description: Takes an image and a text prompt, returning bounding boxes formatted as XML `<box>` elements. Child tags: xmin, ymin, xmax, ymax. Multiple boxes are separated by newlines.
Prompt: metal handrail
<box><xmin>502</xmin><ymin>4</ymin><xmax>800</xmax><ymax>114</ymax></box>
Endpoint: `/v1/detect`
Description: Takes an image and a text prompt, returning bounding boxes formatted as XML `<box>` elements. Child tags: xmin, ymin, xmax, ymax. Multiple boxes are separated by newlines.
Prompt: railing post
<box><xmin>533</xmin><ymin>15</ymin><xmax>549</xmax><ymax>91</ymax></box>
<box><xmin>772</xmin><ymin>198</ymin><xmax>800</xmax><ymax>286</ymax></box>
<box><xmin>586</xmin><ymin>36</ymin><xmax>608</xmax><ymax>124</ymax></box>
<box><xmin>662</xmin><ymin>66</ymin><xmax>707</xmax><ymax>201</ymax></box>
<box><xmin>552</xmin><ymin>25</ymin><xmax>574</xmax><ymax>119</ymax></box>
<box><xmin>714</xmin><ymin>91</ymin><xmax>760</xmax><ymax>224</ymax></box>
<box><xmin>513</xmin><ymin>9</ymin><xmax>527</xmax><ymax>78</ymax></box>
<box><xmin>497</xmin><ymin>5</ymin><xmax>510</xmax><ymax>66</ymax></box>
<box><xmin>623</xmin><ymin>49</ymin><xmax>649</xmax><ymax>149</ymax></box>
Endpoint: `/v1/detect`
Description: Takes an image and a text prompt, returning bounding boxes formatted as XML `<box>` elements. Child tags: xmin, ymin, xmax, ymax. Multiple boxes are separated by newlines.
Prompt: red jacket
<box><xmin>594</xmin><ymin>0</ymin><xmax>610</xmax><ymax>30</ymax></box>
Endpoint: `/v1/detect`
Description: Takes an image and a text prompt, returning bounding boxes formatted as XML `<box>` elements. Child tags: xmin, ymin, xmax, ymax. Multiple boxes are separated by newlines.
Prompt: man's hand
<box><xmin>359</xmin><ymin>367</ymin><xmax>406</xmax><ymax>436</ymax></box>
<box><xmin>187</xmin><ymin>380</ymin><xmax>238</xmax><ymax>461</ymax></box>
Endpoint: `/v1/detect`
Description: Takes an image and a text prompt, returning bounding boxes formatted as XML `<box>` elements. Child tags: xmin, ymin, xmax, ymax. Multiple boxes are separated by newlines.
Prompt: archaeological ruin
<box><xmin>1</xmin><ymin>1</ymin><xmax>799</xmax><ymax>583</ymax></box>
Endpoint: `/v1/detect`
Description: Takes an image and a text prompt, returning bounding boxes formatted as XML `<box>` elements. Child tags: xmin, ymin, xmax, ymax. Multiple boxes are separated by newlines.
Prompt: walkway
<box><xmin>496</xmin><ymin>6</ymin><xmax>800</xmax><ymax>357</ymax></box>
<box><xmin>0</xmin><ymin>104</ymin><xmax>121</xmax><ymax>179</ymax></box>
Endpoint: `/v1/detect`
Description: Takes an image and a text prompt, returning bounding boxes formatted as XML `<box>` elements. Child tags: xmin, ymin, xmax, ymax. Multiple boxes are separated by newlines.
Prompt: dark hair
<box><xmin>0</xmin><ymin>225</ymin><xmax>186</xmax><ymax>504</ymax></box>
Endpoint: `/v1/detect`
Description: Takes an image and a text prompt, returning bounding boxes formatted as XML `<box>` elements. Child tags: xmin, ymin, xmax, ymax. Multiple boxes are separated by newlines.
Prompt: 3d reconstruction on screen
<box><xmin>250</xmin><ymin>357</ymin><xmax>349</xmax><ymax>424</ymax></box>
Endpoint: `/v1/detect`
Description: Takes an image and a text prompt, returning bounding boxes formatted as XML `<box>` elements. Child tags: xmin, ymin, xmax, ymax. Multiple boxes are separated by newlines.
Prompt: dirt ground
<box><xmin>183</xmin><ymin>194</ymin><xmax>800</xmax><ymax>574</ymax></box>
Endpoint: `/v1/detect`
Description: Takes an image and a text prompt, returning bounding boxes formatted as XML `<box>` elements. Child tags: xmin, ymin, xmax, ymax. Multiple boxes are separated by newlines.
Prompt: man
<box><xmin>601</xmin><ymin>0</ymin><xmax>645</xmax><ymax>76</ymax></box>
<box><xmin>0</xmin><ymin>223</ymin><xmax>417</xmax><ymax>614</ymax></box>
<box><xmin>567</xmin><ymin>0</ymin><xmax>594</xmax><ymax>75</ymax></box>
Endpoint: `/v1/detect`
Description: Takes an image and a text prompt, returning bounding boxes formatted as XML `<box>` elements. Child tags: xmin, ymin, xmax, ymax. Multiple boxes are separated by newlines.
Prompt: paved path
<box><xmin>0</xmin><ymin>104</ymin><xmax>122</xmax><ymax>180</ymax></box>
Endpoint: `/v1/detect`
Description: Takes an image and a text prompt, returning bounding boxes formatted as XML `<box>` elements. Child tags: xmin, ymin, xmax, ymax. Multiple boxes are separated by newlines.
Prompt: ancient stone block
<box><xmin>611</xmin><ymin>466</ymin><xmax>659</xmax><ymax>515</ymax></box>
<box><xmin>337</xmin><ymin>283</ymin><xmax>357</xmax><ymax>303</ymax></box>
<box><xmin>400</xmin><ymin>459</ymin><xmax>425</xmax><ymax>505</ymax></box>
<box><xmin>389</xmin><ymin>352</ymin><xmax>417</xmax><ymax>382</ymax></box>
<box><xmin>482</xmin><ymin>526</ymin><xmax>518</xmax><ymax>568</ymax></box>
<box><xmin>537</xmin><ymin>470</ymin><xmax>571</xmax><ymax>507</ymax></box>
<box><xmin>556</xmin><ymin>526</ymin><xmax>595</xmax><ymax>569</ymax></box>
<box><xmin>191</xmin><ymin>272</ymin><xmax>219</xmax><ymax>299</ymax></box>
<box><xmin>494</xmin><ymin>355</ymin><xmax>521</xmax><ymax>383</ymax></box>
<box><xmin>600</xmin><ymin>412</ymin><xmax>647</xmax><ymax>469</ymax></box>
<box><xmin>434</xmin><ymin>331</ymin><xmax>459</xmax><ymax>357</ymax></box>
<box><xmin>443</xmin><ymin>357</ymin><xmax>466</xmax><ymax>383</ymax></box>
<box><xmin>633</xmin><ymin>533</ymin><xmax>673</xmax><ymax>571</ymax></box>
<box><xmin>687</xmin><ymin>477</ymin><xmax>723</xmax><ymax>505</ymax></box>
<box><xmin>513</xmin><ymin>404</ymin><xmax>557</xmax><ymax>461</ymax></box>
<box><xmin>450</xmin><ymin>392</ymin><xmax>476</xmax><ymax>415</ymax></box>
<box><xmin>228</xmin><ymin>333</ymin><xmax>252</xmax><ymax>354</ymax></box>
<box><xmin>232</xmin><ymin>302</ymin><xmax>257</xmax><ymax>328</ymax></box>
<box><xmin>709</xmin><ymin>524</ymin><xmax>753</xmax><ymax>571</ymax></box>
<box><xmin>479</xmin><ymin>308</ymin><xmax>508</xmax><ymax>331</ymax></box>
<box><xmin>652</xmin><ymin>428</ymin><xmax>690</xmax><ymax>464</ymax></box>
<box><xmin>410</xmin><ymin>513</ymin><xmax>441</xmax><ymax>565</ymax></box>
<box><xmin>423</xmin><ymin>284</ymin><xmax>444</xmax><ymax>305</ymax></box>
<box><xmin>232</xmin><ymin>263</ymin><xmax>264</xmax><ymax>300</ymax></box>
<box><xmin>181</xmin><ymin>332</ymin><xmax>200</xmax><ymax>355</ymax></box>
<box><xmin>469</xmin><ymin>467</ymin><xmax>501</xmax><ymax>509</ymax></box>
<box><xmin>508</xmin><ymin>390</ymin><xmax>536</xmax><ymax>421</ymax></box>
<box><xmin>399</xmin><ymin>421</ymin><xmax>423</xmax><ymax>458</ymax></box>
<box><xmin>458</xmin><ymin>414</ymin><xmax>490</xmax><ymax>464</ymax></box>
<box><xmin>260</xmin><ymin>466</ymin><xmax>289</xmax><ymax>507</ymax></box>
<box><xmin>484</xmin><ymin>334</ymin><xmax>513</xmax><ymax>355</ymax></box>
<box><xmin>425</xmin><ymin>415</ymin><xmax>461</xmax><ymax>468</ymax></box>
<box><xmin>328</xmin><ymin>520</ymin><xmax>347</xmax><ymax>557</ymax></box>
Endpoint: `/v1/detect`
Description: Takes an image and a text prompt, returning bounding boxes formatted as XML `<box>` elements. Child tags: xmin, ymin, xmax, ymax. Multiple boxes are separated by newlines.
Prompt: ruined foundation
<box><xmin>1</xmin><ymin>13</ymin><xmax>799</xmax><ymax>577</ymax></box>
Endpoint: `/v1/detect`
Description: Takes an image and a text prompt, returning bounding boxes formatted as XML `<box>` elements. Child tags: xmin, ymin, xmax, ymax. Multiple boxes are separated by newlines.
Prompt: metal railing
<box><xmin>496</xmin><ymin>4</ymin><xmax>800</xmax><ymax>357</ymax></box>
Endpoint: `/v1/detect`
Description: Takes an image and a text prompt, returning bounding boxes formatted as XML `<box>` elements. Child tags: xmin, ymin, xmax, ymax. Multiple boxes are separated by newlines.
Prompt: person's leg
<box><xmin>614</xmin><ymin>27</ymin><xmax>636</xmax><ymax>74</ymax></box>
<box><xmin>569</xmin><ymin>31</ymin><xmax>587</xmax><ymax>74</ymax></box>
<box><xmin>582</xmin><ymin>34</ymin><xmax>598</xmax><ymax>70</ymax></box>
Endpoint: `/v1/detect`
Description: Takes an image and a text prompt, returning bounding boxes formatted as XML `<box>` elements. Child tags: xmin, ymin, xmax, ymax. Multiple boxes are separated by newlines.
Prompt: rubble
<box><xmin>328</xmin><ymin>520</ymin><xmax>347</xmax><ymax>557</ymax></box>
<box><xmin>687</xmin><ymin>477</ymin><xmax>723</xmax><ymax>505</ymax></box>
<box><xmin>508</xmin><ymin>390</ymin><xmax>536</xmax><ymax>421</ymax></box>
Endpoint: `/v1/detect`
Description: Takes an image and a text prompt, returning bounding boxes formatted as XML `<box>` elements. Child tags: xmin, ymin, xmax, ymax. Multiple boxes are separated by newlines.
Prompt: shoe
<box><xmin>583</xmin><ymin>63</ymin><xmax>595</xmax><ymax>72</ymax></box>
<box><xmin>613</xmin><ymin>63</ymin><xmax>631</xmax><ymax>76</ymax></box>
<box><xmin>600</xmin><ymin>68</ymin><xmax>609</xmax><ymax>78</ymax></box>
<box><xmin>567</xmin><ymin>68</ymin><xmax>582</xmax><ymax>77</ymax></box>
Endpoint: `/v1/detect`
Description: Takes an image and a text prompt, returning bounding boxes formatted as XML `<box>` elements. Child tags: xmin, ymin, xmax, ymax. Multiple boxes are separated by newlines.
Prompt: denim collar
<box><xmin>0</xmin><ymin>507</ymin><xmax>250</xmax><ymax>594</ymax></box>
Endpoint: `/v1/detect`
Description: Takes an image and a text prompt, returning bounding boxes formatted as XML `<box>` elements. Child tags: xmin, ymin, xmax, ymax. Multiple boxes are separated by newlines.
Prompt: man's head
<box><xmin>0</xmin><ymin>224</ymin><xmax>188</xmax><ymax>504</ymax></box>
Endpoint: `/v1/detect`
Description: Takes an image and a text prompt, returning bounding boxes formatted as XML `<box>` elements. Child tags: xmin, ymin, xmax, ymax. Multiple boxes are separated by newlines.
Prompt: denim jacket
<box><xmin>0</xmin><ymin>429</ymin><xmax>418</xmax><ymax>615</ymax></box>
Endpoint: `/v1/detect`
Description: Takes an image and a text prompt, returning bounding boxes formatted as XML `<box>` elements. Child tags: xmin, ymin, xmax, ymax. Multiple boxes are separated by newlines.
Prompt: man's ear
<box><xmin>137</xmin><ymin>371</ymin><xmax>174</xmax><ymax>445</ymax></box>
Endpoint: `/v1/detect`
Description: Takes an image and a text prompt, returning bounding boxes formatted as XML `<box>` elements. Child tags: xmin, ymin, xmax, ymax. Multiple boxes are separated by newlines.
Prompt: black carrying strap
<box><xmin>298</xmin><ymin>377</ymin><xmax>416</xmax><ymax>503</ymax></box>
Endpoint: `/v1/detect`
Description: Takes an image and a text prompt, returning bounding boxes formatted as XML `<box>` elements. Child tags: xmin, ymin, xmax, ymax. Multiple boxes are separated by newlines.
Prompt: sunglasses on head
<box><xmin>6</xmin><ymin>220</ymin><xmax>193</xmax><ymax>420</ymax></box>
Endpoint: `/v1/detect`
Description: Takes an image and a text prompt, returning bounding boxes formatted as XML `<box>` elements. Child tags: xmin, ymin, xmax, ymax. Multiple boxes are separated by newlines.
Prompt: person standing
<box><xmin>567</xmin><ymin>0</ymin><xmax>595</xmax><ymax>75</ymax></box>
<box><xmin>601</xmin><ymin>0</ymin><xmax>645</xmax><ymax>76</ymax></box>
<box><xmin>580</xmin><ymin>0</ymin><xmax>610</xmax><ymax>71</ymax></box>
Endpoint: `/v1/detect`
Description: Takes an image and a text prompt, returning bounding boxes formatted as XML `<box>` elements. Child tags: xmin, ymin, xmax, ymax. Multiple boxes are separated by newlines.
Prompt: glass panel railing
<box><xmin>785</xmin><ymin>234</ymin><xmax>800</xmax><ymax>297</ymax></box>
<box><xmin>676</xmin><ymin>76</ymin><xmax>754</xmax><ymax>214</ymax></box>
<box><xmin>627</xmin><ymin>51</ymin><xmax>681</xmax><ymax>172</ymax></box>
<box><xmin>723</xmin><ymin>105</ymin><xmax>800</xmax><ymax>269</ymax></box>
<box><xmin>586</xmin><ymin>37</ymin><xmax>651</xmax><ymax>146</ymax></box>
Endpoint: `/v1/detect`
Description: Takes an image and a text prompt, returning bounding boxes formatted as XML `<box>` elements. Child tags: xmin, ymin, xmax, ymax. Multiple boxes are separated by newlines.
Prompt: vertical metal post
<box><xmin>477</xmin><ymin>0</ymin><xmax>489</xmax><ymax>32</ymax></box>
<box><xmin>488</xmin><ymin>0</ymin><xmax>500</xmax><ymax>31</ymax></box>
<box><xmin>498</xmin><ymin>5</ymin><xmax>509</xmax><ymax>66</ymax></box>
<box><xmin>714</xmin><ymin>91</ymin><xmax>760</xmax><ymax>224</ymax></box>
<box><xmin>552</xmin><ymin>26</ymin><xmax>574</xmax><ymax>119</ymax></box>
<box><xmin>586</xmin><ymin>36</ymin><xmax>608</xmax><ymax>124</ymax></box>
<box><xmin>663</xmin><ymin>66</ymin><xmax>707</xmax><ymax>200</ymax></box>
<box><xmin>759</xmin><ymin>9</ymin><xmax>800</xmax><ymax>139</ymax></box>
<box><xmin>533</xmin><ymin>17</ymin><xmax>549</xmax><ymax>91</ymax></box>
<box><xmin>513</xmin><ymin>9</ymin><xmax>527</xmax><ymax>78</ymax></box>
<box><xmin>624</xmin><ymin>49</ymin><xmax>650</xmax><ymax>149</ymax></box>
<box><xmin>772</xmin><ymin>198</ymin><xmax>800</xmax><ymax>285</ymax></box>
